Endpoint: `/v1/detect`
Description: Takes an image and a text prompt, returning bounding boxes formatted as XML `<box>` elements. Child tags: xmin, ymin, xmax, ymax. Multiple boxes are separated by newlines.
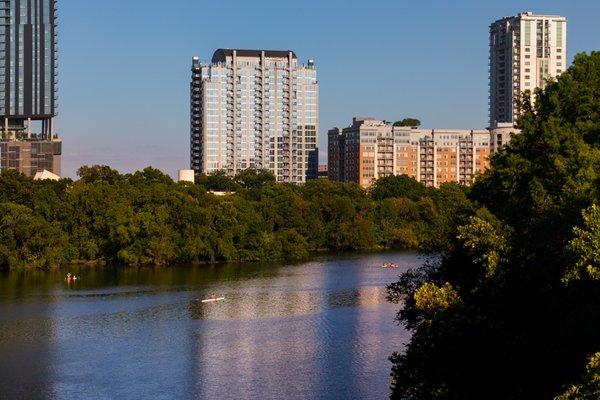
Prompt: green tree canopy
<box><xmin>370</xmin><ymin>175</ymin><xmax>428</xmax><ymax>201</ymax></box>
<box><xmin>234</xmin><ymin>168</ymin><xmax>276</xmax><ymax>189</ymax></box>
<box><xmin>0</xmin><ymin>164</ymin><xmax>460</xmax><ymax>269</ymax></box>
<box><xmin>196</xmin><ymin>170</ymin><xmax>241</xmax><ymax>192</ymax></box>
<box><xmin>388</xmin><ymin>52</ymin><xmax>600</xmax><ymax>399</ymax></box>
<box><xmin>77</xmin><ymin>165</ymin><xmax>121</xmax><ymax>184</ymax></box>
<box><xmin>393</xmin><ymin>118</ymin><xmax>421</xmax><ymax>127</ymax></box>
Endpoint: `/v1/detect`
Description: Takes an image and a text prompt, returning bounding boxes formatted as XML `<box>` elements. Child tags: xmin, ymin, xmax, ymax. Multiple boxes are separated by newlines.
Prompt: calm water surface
<box><xmin>0</xmin><ymin>252</ymin><xmax>420</xmax><ymax>400</ymax></box>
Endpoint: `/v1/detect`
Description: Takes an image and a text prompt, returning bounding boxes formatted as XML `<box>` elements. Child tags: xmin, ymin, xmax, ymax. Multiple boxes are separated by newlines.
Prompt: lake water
<box><xmin>0</xmin><ymin>252</ymin><xmax>420</xmax><ymax>400</ymax></box>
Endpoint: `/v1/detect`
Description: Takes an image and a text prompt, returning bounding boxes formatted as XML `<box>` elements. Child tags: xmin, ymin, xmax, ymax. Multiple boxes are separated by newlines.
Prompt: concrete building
<box><xmin>0</xmin><ymin>139</ymin><xmax>61</xmax><ymax>178</ymax></box>
<box><xmin>178</xmin><ymin>169</ymin><xmax>195</xmax><ymax>184</ymax></box>
<box><xmin>190</xmin><ymin>49</ymin><xmax>319</xmax><ymax>183</ymax></box>
<box><xmin>489</xmin><ymin>12</ymin><xmax>567</xmax><ymax>130</ymax></box>
<box><xmin>490</xmin><ymin>122</ymin><xmax>520</xmax><ymax>153</ymax></box>
<box><xmin>0</xmin><ymin>0</ymin><xmax>61</xmax><ymax>177</ymax></box>
<box><xmin>328</xmin><ymin>118</ymin><xmax>491</xmax><ymax>188</ymax></box>
<box><xmin>317</xmin><ymin>164</ymin><xmax>328</xmax><ymax>178</ymax></box>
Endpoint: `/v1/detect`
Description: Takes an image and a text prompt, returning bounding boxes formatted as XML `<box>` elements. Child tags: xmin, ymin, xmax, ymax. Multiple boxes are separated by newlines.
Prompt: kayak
<box><xmin>201</xmin><ymin>297</ymin><xmax>225</xmax><ymax>303</ymax></box>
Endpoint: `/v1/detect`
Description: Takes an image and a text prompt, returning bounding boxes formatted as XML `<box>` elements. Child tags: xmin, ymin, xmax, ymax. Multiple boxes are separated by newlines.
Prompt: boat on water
<box><xmin>381</xmin><ymin>263</ymin><xmax>399</xmax><ymax>269</ymax></box>
<box><xmin>201</xmin><ymin>297</ymin><xmax>225</xmax><ymax>303</ymax></box>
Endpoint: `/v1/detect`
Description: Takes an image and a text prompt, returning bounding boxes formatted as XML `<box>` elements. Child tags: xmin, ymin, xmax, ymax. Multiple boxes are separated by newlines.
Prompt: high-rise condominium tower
<box><xmin>489</xmin><ymin>12</ymin><xmax>567</xmax><ymax>130</ymax></box>
<box><xmin>190</xmin><ymin>49</ymin><xmax>319</xmax><ymax>183</ymax></box>
<box><xmin>0</xmin><ymin>0</ymin><xmax>61</xmax><ymax>177</ymax></box>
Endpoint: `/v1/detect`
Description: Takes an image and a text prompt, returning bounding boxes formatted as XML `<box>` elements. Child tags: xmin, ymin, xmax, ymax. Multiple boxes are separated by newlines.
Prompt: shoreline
<box><xmin>0</xmin><ymin>247</ymin><xmax>420</xmax><ymax>272</ymax></box>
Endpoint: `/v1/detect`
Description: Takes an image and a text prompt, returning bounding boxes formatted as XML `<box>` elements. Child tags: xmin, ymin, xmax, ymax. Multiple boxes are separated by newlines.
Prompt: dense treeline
<box><xmin>388</xmin><ymin>52</ymin><xmax>600</xmax><ymax>399</ymax></box>
<box><xmin>0</xmin><ymin>166</ymin><xmax>469</xmax><ymax>269</ymax></box>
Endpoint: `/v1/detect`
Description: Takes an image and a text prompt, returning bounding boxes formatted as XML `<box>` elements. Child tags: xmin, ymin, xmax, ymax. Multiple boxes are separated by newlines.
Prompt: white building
<box><xmin>190</xmin><ymin>49</ymin><xmax>319</xmax><ymax>183</ymax></box>
<box><xmin>489</xmin><ymin>12</ymin><xmax>567</xmax><ymax>144</ymax></box>
<box><xmin>178</xmin><ymin>169</ymin><xmax>195</xmax><ymax>184</ymax></box>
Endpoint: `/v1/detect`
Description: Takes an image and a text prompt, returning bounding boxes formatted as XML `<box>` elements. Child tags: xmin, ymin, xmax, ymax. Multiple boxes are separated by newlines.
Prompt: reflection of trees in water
<box><xmin>0</xmin><ymin>270</ymin><xmax>56</xmax><ymax>400</ymax></box>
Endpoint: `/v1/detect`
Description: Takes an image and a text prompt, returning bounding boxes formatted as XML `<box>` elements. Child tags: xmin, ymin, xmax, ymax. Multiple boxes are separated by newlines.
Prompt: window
<box><xmin>557</xmin><ymin>22</ymin><xmax>564</xmax><ymax>46</ymax></box>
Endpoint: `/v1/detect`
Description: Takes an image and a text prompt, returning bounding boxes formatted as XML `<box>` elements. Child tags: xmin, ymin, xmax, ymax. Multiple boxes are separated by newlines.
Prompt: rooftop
<box><xmin>212</xmin><ymin>49</ymin><xmax>298</xmax><ymax>63</ymax></box>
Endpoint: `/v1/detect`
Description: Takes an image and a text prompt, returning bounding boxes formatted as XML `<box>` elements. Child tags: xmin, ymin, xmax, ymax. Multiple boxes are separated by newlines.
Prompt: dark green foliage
<box><xmin>196</xmin><ymin>170</ymin><xmax>241</xmax><ymax>192</ymax></box>
<box><xmin>388</xmin><ymin>52</ymin><xmax>600</xmax><ymax>399</ymax></box>
<box><xmin>0</xmin><ymin>167</ymin><xmax>458</xmax><ymax>269</ymax></box>
<box><xmin>370</xmin><ymin>175</ymin><xmax>429</xmax><ymax>201</ymax></box>
<box><xmin>234</xmin><ymin>168</ymin><xmax>276</xmax><ymax>189</ymax></box>
<box><xmin>393</xmin><ymin>118</ymin><xmax>421</xmax><ymax>127</ymax></box>
<box><xmin>77</xmin><ymin>165</ymin><xmax>121</xmax><ymax>184</ymax></box>
<box><xmin>0</xmin><ymin>203</ymin><xmax>67</xmax><ymax>269</ymax></box>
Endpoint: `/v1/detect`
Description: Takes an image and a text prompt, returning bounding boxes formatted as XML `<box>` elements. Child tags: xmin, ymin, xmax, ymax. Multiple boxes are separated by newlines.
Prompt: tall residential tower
<box><xmin>190</xmin><ymin>49</ymin><xmax>319</xmax><ymax>183</ymax></box>
<box><xmin>489</xmin><ymin>12</ymin><xmax>567</xmax><ymax>146</ymax></box>
<box><xmin>0</xmin><ymin>0</ymin><xmax>61</xmax><ymax>177</ymax></box>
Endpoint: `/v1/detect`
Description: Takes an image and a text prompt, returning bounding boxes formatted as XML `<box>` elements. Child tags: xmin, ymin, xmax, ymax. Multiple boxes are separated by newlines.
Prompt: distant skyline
<box><xmin>57</xmin><ymin>0</ymin><xmax>600</xmax><ymax>178</ymax></box>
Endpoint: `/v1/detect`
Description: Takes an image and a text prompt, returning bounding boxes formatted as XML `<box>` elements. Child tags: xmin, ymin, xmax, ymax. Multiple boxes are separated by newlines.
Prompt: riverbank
<box><xmin>1</xmin><ymin>247</ymin><xmax>418</xmax><ymax>271</ymax></box>
<box><xmin>1</xmin><ymin>170</ymin><xmax>472</xmax><ymax>271</ymax></box>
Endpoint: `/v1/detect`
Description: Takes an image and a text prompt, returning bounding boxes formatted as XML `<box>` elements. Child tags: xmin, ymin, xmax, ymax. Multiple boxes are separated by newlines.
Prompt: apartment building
<box><xmin>190</xmin><ymin>49</ymin><xmax>319</xmax><ymax>183</ymax></box>
<box><xmin>328</xmin><ymin>118</ymin><xmax>491</xmax><ymax>188</ymax></box>
<box><xmin>489</xmin><ymin>12</ymin><xmax>567</xmax><ymax>131</ymax></box>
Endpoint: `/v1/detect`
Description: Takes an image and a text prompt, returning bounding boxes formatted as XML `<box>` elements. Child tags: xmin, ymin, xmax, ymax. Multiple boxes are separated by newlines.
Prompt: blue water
<box><xmin>0</xmin><ymin>252</ymin><xmax>420</xmax><ymax>400</ymax></box>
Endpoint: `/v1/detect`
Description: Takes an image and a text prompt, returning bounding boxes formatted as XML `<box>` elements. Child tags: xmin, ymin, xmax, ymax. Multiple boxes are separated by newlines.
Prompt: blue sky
<box><xmin>57</xmin><ymin>0</ymin><xmax>600</xmax><ymax>178</ymax></box>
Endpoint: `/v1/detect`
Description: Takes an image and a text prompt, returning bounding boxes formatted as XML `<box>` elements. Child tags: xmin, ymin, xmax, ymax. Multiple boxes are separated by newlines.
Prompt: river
<box><xmin>0</xmin><ymin>252</ymin><xmax>420</xmax><ymax>400</ymax></box>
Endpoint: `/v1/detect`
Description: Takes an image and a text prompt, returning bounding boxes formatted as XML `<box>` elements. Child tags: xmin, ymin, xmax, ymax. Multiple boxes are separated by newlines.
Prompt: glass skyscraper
<box><xmin>0</xmin><ymin>0</ymin><xmax>58</xmax><ymax>137</ymax></box>
<box><xmin>191</xmin><ymin>49</ymin><xmax>319</xmax><ymax>183</ymax></box>
<box><xmin>0</xmin><ymin>0</ymin><xmax>60</xmax><ymax>178</ymax></box>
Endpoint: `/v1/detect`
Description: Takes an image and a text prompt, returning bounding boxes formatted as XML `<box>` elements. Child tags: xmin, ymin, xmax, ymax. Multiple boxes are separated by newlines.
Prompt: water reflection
<box><xmin>0</xmin><ymin>252</ymin><xmax>420</xmax><ymax>400</ymax></box>
<box><xmin>0</xmin><ymin>271</ymin><xmax>57</xmax><ymax>400</ymax></box>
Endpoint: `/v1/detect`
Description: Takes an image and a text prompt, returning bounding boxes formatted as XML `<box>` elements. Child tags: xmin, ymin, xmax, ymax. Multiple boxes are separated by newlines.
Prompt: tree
<box><xmin>0</xmin><ymin>203</ymin><xmax>67</xmax><ymax>269</ymax></box>
<box><xmin>555</xmin><ymin>353</ymin><xmax>600</xmax><ymax>400</ymax></box>
<box><xmin>370</xmin><ymin>175</ymin><xmax>428</xmax><ymax>201</ymax></box>
<box><xmin>234</xmin><ymin>168</ymin><xmax>276</xmax><ymax>189</ymax></box>
<box><xmin>393</xmin><ymin>118</ymin><xmax>421</xmax><ymax>127</ymax></box>
<box><xmin>77</xmin><ymin>165</ymin><xmax>121</xmax><ymax>184</ymax></box>
<box><xmin>197</xmin><ymin>170</ymin><xmax>241</xmax><ymax>192</ymax></box>
<box><xmin>388</xmin><ymin>52</ymin><xmax>600</xmax><ymax>399</ymax></box>
<box><xmin>1</xmin><ymin>157</ymin><xmax>461</xmax><ymax>267</ymax></box>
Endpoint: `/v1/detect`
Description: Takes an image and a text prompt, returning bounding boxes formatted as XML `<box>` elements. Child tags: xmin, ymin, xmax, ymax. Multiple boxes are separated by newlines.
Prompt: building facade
<box><xmin>0</xmin><ymin>0</ymin><xmax>60</xmax><ymax>177</ymax></box>
<box><xmin>0</xmin><ymin>139</ymin><xmax>61</xmax><ymax>177</ymax></box>
<box><xmin>191</xmin><ymin>49</ymin><xmax>319</xmax><ymax>183</ymax></box>
<box><xmin>328</xmin><ymin>118</ymin><xmax>491</xmax><ymax>188</ymax></box>
<box><xmin>489</xmin><ymin>12</ymin><xmax>567</xmax><ymax>129</ymax></box>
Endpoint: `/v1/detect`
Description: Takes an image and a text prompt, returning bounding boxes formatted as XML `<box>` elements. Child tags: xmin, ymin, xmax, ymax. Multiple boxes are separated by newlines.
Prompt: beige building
<box><xmin>489</xmin><ymin>12</ymin><xmax>567</xmax><ymax>131</ymax></box>
<box><xmin>328</xmin><ymin>118</ymin><xmax>491</xmax><ymax>188</ymax></box>
<box><xmin>490</xmin><ymin>122</ymin><xmax>521</xmax><ymax>153</ymax></box>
